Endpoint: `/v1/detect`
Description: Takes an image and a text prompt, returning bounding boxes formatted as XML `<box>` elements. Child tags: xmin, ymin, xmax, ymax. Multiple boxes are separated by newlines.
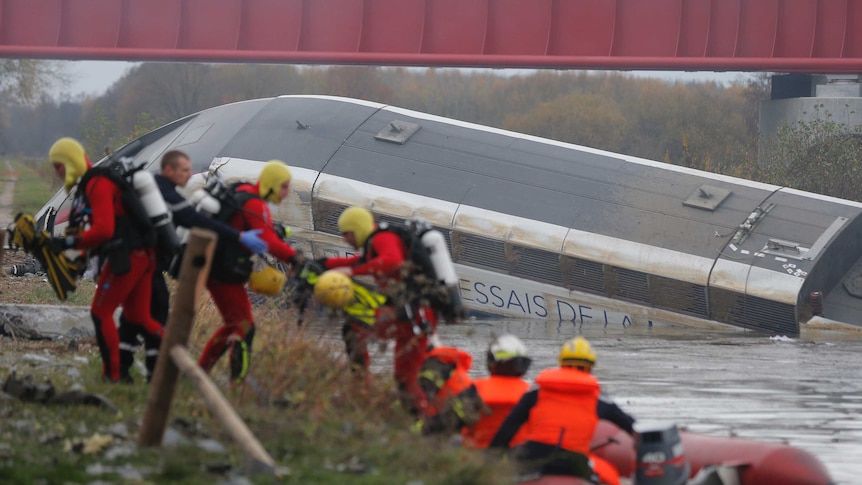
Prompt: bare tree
<box><xmin>130</xmin><ymin>63</ymin><xmax>214</xmax><ymax>120</ymax></box>
<box><xmin>0</xmin><ymin>59</ymin><xmax>68</xmax><ymax>105</ymax></box>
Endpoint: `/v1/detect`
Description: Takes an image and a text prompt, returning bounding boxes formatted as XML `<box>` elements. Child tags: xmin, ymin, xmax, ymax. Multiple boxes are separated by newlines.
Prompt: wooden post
<box><xmin>169</xmin><ymin>345</ymin><xmax>276</xmax><ymax>471</ymax></box>
<box><xmin>138</xmin><ymin>228</ymin><xmax>216</xmax><ymax>447</ymax></box>
<box><xmin>0</xmin><ymin>230</ymin><xmax>5</xmax><ymax>279</ymax></box>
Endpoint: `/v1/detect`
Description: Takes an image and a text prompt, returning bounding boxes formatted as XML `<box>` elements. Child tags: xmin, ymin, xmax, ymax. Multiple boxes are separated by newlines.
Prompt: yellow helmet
<box><xmin>258</xmin><ymin>160</ymin><xmax>292</xmax><ymax>203</ymax></box>
<box><xmin>49</xmin><ymin>137</ymin><xmax>89</xmax><ymax>193</ymax></box>
<box><xmin>337</xmin><ymin>206</ymin><xmax>375</xmax><ymax>247</ymax></box>
<box><xmin>314</xmin><ymin>270</ymin><xmax>355</xmax><ymax>308</ymax></box>
<box><xmin>558</xmin><ymin>337</ymin><xmax>596</xmax><ymax>368</ymax></box>
<box><xmin>249</xmin><ymin>264</ymin><xmax>286</xmax><ymax>296</ymax></box>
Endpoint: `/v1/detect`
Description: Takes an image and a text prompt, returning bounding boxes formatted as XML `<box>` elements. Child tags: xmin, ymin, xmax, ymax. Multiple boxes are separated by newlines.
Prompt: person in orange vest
<box><xmin>489</xmin><ymin>336</ymin><xmax>636</xmax><ymax>482</ymax></box>
<box><xmin>462</xmin><ymin>334</ymin><xmax>532</xmax><ymax>449</ymax></box>
<box><xmin>413</xmin><ymin>341</ymin><xmax>485</xmax><ymax>435</ymax></box>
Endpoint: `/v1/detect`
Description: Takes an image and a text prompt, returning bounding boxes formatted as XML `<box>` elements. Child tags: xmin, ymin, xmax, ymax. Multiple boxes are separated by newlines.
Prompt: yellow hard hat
<box><xmin>258</xmin><ymin>160</ymin><xmax>292</xmax><ymax>203</ymax></box>
<box><xmin>249</xmin><ymin>264</ymin><xmax>286</xmax><ymax>296</ymax></box>
<box><xmin>558</xmin><ymin>336</ymin><xmax>596</xmax><ymax>368</ymax></box>
<box><xmin>314</xmin><ymin>270</ymin><xmax>355</xmax><ymax>308</ymax></box>
<box><xmin>49</xmin><ymin>137</ymin><xmax>89</xmax><ymax>193</ymax></box>
<box><xmin>337</xmin><ymin>206</ymin><xmax>375</xmax><ymax>247</ymax></box>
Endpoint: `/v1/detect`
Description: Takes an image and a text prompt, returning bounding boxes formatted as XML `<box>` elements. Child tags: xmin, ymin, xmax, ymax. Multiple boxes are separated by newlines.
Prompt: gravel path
<box><xmin>0</xmin><ymin>159</ymin><xmax>16</xmax><ymax>229</ymax></box>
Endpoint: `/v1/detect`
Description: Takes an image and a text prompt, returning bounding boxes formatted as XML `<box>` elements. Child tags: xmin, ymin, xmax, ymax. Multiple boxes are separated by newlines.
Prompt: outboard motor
<box><xmin>635</xmin><ymin>424</ymin><xmax>690</xmax><ymax>485</ymax></box>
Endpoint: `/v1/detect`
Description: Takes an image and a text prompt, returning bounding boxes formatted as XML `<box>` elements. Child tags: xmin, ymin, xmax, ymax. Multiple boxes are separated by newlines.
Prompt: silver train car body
<box><xmin>38</xmin><ymin>95</ymin><xmax>862</xmax><ymax>337</ymax></box>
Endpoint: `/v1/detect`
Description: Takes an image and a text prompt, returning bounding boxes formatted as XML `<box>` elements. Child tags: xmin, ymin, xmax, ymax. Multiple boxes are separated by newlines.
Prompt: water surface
<box><xmin>310</xmin><ymin>318</ymin><xmax>862</xmax><ymax>483</ymax></box>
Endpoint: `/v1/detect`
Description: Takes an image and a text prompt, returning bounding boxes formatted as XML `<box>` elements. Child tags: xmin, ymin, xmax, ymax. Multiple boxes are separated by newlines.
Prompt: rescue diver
<box><xmin>462</xmin><ymin>334</ymin><xmax>532</xmax><ymax>449</ymax></box>
<box><xmin>197</xmin><ymin>160</ymin><xmax>301</xmax><ymax>382</ymax></box>
<box><xmin>117</xmin><ymin>149</ymin><xmax>268</xmax><ymax>382</ymax></box>
<box><xmin>317</xmin><ymin>206</ymin><xmax>441</xmax><ymax>413</ymax></box>
<box><xmin>48</xmin><ymin>137</ymin><xmax>165</xmax><ymax>383</ymax></box>
<box><xmin>489</xmin><ymin>336</ymin><xmax>636</xmax><ymax>482</ymax></box>
<box><xmin>414</xmin><ymin>340</ymin><xmax>485</xmax><ymax>435</ymax></box>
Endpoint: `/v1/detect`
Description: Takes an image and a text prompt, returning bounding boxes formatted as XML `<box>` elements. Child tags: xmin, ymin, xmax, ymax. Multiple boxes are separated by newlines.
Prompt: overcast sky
<box><xmin>57</xmin><ymin>60</ymin><xmax>750</xmax><ymax>98</ymax></box>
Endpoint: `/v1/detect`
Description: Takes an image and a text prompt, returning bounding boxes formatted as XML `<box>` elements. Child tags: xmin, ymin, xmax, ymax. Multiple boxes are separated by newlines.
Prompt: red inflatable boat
<box><xmin>519</xmin><ymin>421</ymin><xmax>834</xmax><ymax>485</ymax></box>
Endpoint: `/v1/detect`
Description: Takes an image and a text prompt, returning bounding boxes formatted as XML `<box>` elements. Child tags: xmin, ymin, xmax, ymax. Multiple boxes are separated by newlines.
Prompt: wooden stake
<box><xmin>169</xmin><ymin>345</ymin><xmax>276</xmax><ymax>471</ymax></box>
<box><xmin>0</xmin><ymin>231</ymin><xmax>5</xmax><ymax>281</ymax></box>
<box><xmin>138</xmin><ymin>228</ymin><xmax>216</xmax><ymax>447</ymax></box>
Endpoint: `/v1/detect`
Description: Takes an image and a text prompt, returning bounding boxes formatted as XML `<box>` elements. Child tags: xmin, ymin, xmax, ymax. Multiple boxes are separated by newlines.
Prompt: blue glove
<box><xmin>239</xmin><ymin>229</ymin><xmax>268</xmax><ymax>255</ymax></box>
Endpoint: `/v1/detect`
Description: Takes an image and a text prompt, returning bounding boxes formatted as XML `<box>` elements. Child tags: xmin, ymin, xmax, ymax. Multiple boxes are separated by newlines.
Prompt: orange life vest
<box><xmin>463</xmin><ymin>375</ymin><xmax>531</xmax><ymax>448</ymax></box>
<box><xmin>521</xmin><ymin>367</ymin><xmax>600</xmax><ymax>454</ymax></box>
<box><xmin>422</xmin><ymin>346</ymin><xmax>473</xmax><ymax>417</ymax></box>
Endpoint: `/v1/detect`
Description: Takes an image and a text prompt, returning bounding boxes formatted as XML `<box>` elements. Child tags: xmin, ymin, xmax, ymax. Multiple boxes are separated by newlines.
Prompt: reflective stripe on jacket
<box><xmin>463</xmin><ymin>375</ymin><xmax>531</xmax><ymax>448</ymax></box>
<box><xmin>521</xmin><ymin>367</ymin><xmax>600</xmax><ymax>454</ymax></box>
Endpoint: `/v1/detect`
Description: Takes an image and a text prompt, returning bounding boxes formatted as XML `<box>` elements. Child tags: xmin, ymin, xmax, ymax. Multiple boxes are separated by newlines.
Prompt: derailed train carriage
<box><xmin>38</xmin><ymin>95</ymin><xmax>862</xmax><ymax>337</ymax></box>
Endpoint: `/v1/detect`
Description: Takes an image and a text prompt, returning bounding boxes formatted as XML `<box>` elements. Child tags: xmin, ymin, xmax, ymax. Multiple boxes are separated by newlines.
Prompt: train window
<box><xmin>175</xmin><ymin>124</ymin><xmax>212</xmax><ymax>146</ymax></box>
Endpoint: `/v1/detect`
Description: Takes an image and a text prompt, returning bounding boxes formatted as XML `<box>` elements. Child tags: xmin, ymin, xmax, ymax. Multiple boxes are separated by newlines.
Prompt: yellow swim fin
<box><xmin>37</xmin><ymin>239</ymin><xmax>79</xmax><ymax>301</ymax></box>
<box><xmin>12</xmin><ymin>212</ymin><xmax>79</xmax><ymax>301</ymax></box>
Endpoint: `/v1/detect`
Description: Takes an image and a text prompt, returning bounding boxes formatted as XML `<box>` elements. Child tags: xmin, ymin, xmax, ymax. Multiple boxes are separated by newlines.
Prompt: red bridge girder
<box><xmin>0</xmin><ymin>0</ymin><xmax>860</xmax><ymax>73</ymax></box>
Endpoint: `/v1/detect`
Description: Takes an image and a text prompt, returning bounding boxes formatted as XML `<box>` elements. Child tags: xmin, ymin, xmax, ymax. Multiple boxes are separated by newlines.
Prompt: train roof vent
<box><xmin>763</xmin><ymin>238</ymin><xmax>808</xmax><ymax>260</ymax></box>
<box><xmin>451</xmin><ymin>232</ymin><xmax>509</xmax><ymax>272</ymax></box>
<box><xmin>683</xmin><ymin>185</ymin><xmax>731</xmax><ymax>211</ymax></box>
<box><xmin>313</xmin><ymin>199</ymin><xmax>347</xmax><ymax>234</ymax></box>
<box><xmin>375</xmin><ymin>120</ymin><xmax>420</xmax><ymax>145</ymax></box>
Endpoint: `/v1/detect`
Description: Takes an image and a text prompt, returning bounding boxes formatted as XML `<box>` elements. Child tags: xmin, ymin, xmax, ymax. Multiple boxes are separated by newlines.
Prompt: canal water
<box><xmin>307</xmin><ymin>317</ymin><xmax>862</xmax><ymax>484</ymax></box>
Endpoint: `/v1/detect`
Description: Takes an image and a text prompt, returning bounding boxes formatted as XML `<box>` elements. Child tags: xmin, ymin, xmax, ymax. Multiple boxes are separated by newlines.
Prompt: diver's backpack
<box><xmin>75</xmin><ymin>160</ymin><xmax>153</xmax><ymax>246</ymax></box>
<box><xmin>75</xmin><ymin>158</ymin><xmax>180</xmax><ymax>274</ymax></box>
<box><xmin>197</xmin><ymin>178</ymin><xmax>258</xmax><ymax>224</ymax></box>
<box><xmin>179</xmin><ymin>177</ymin><xmax>260</xmax><ymax>283</ymax></box>
<box><xmin>371</xmin><ymin>219</ymin><xmax>465</xmax><ymax>323</ymax></box>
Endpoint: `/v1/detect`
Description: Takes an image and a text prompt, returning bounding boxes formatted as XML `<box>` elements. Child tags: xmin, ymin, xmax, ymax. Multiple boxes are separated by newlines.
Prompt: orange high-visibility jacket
<box><xmin>463</xmin><ymin>375</ymin><xmax>531</xmax><ymax>448</ymax></box>
<box><xmin>521</xmin><ymin>367</ymin><xmax>600</xmax><ymax>454</ymax></box>
<box><xmin>423</xmin><ymin>346</ymin><xmax>473</xmax><ymax>416</ymax></box>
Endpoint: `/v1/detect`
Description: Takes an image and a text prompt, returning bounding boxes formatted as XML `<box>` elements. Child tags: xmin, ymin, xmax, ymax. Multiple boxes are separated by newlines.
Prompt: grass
<box><xmin>0</xmin><ymin>286</ymin><xmax>517</xmax><ymax>485</ymax></box>
<box><xmin>0</xmin><ymin>268</ymin><xmax>97</xmax><ymax>305</ymax></box>
<box><xmin>5</xmin><ymin>158</ymin><xmax>62</xmax><ymax>217</ymax></box>
<box><xmin>1</xmin><ymin>163</ymin><xmax>515</xmax><ymax>484</ymax></box>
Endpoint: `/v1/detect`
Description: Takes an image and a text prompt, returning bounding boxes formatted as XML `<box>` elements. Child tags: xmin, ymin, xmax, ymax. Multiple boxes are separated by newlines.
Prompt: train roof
<box><xmin>151</xmin><ymin>95</ymin><xmax>862</xmax><ymax>262</ymax></box>
<box><xmin>39</xmin><ymin>94</ymin><xmax>862</xmax><ymax>334</ymax></box>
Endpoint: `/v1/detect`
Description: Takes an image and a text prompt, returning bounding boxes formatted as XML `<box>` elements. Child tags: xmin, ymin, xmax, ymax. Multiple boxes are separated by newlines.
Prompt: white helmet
<box><xmin>487</xmin><ymin>334</ymin><xmax>532</xmax><ymax>377</ymax></box>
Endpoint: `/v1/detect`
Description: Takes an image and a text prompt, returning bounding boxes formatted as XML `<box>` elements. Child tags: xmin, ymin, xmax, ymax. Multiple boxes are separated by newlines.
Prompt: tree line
<box><xmin>1</xmin><ymin>62</ymin><xmax>860</xmax><ymax>200</ymax></box>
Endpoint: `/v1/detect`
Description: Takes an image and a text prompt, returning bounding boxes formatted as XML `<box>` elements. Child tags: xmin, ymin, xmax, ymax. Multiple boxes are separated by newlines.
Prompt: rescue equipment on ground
<box><xmin>314</xmin><ymin>270</ymin><xmax>356</xmax><ymax>308</ymax></box>
<box><xmin>10</xmin><ymin>213</ymin><xmax>81</xmax><ymax>301</ymax></box>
